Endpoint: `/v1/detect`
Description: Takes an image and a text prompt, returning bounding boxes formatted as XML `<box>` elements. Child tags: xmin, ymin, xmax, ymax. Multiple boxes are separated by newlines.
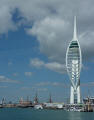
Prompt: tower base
<box><xmin>70</xmin><ymin>86</ymin><xmax>81</xmax><ymax>104</ymax></box>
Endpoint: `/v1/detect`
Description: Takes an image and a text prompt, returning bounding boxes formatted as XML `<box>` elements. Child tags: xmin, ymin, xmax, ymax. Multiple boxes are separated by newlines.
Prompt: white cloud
<box><xmin>23</xmin><ymin>0</ymin><xmax>94</xmax><ymax>64</ymax></box>
<box><xmin>0</xmin><ymin>0</ymin><xmax>94</xmax><ymax>71</ymax></box>
<box><xmin>24</xmin><ymin>72</ymin><xmax>33</xmax><ymax>77</ymax></box>
<box><xmin>0</xmin><ymin>75</ymin><xmax>19</xmax><ymax>83</ymax></box>
<box><xmin>37</xmin><ymin>88</ymin><xmax>48</xmax><ymax>92</ymax></box>
<box><xmin>30</xmin><ymin>58</ymin><xmax>66</xmax><ymax>73</ymax></box>
<box><xmin>36</xmin><ymin>82</ymin><xmax>51</xmax><ymax>86</ymax></box>
<box><xmin>79</xmin><ymin>31</ymin><xmax>94</xmax><ymax>60</ymax></box>
<box><xmin>8</xmin><ymin>61</ymin><xmax>13</xmax><ymax>66</ymax></box>
<box><xmin>30</xmin><ymin>58</ymin><xmax>44</xmax><ymax>68</ymax></box>
<box><xmin>81</xmin><ymin>82</ymin><xmax>94</xmax><ymax>87</ymax></box>
<box><xmin>21</xmin><ymin>87</ymin><xmax>34</xmax><ymax>90</ymax></box>
<box><xmin>45</xmin><ymin>62</ymin><xmax>66</xmax><ymax>73</ymax></box>
<box><xmin>21</xmin><ymin>86</ymin><xmax>48</xmax><ymax>92</ymax></box>
<box><xmin>0</xmin><ymin>0</ymin><xmax>17</xmax><ymax>34</ymax></box>
<box><xmin>52</xmin><ymin>82</ymin><xmax>69</xmax><ymax>88</ymax></box>
<box><xmin>13</xmin><ymin>73</ymin><xmax>19</xmax><ymax>77</ymax></box>
<box><xmin>28</xmin><ymin>17</ymin><xmax>71</xmax><ymax>64</ymax></box>
<box><xmin>0</xmin><ymin>86</ymin><xmax>8</xmax><ymax>88</ymax></box>
<box><xmin>36</xmin><ymin>81</ymin><xmax>69</xmax><ymax>88</ymax></box>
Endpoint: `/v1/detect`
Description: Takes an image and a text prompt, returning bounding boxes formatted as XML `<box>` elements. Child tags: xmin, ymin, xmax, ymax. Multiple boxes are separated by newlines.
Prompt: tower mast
<box><xmin>73</xmin><ymin>16</ymin><xmax>77</xmax><ymax>40</ymax></box>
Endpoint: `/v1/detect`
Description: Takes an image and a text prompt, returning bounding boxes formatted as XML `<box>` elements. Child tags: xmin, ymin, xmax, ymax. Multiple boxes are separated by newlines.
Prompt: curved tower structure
<box><xmin>66</xmin><ymin>16</ymin><xmax>82</xmax><ymax>104</ymax></box>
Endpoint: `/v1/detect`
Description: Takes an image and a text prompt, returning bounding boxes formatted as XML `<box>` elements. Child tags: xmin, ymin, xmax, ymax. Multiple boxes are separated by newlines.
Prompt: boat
<box><xmin>34</xmin><ymin>104</ymin><xmax>43</xmax><ymax>109</ymax></box>
<box><xmin>66</xmin><ymin>106</ymin><xmax>83</xmax><ymax>112</ymax></box>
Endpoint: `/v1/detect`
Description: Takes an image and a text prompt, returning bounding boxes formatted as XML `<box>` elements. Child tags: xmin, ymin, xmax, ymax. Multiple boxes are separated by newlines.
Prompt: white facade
<box><xmin>66</xmin><ymin>16</ymin><xmax>82</xmax><ymax>104</ymax></box>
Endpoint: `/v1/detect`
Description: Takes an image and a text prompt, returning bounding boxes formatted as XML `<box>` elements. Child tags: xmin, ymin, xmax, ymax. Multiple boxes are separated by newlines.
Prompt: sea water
<box><xmin>0</xmin><ymin>108</ymin><xmax>94</xmax><ymax>120</ymax></box>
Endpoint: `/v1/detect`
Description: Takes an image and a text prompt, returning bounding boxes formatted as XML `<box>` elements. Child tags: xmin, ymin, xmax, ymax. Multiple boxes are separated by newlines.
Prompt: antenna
<box><xmin>73</xmin><ymin>16</ymin><xmax>77</xmax><ymax>40</ymax></box>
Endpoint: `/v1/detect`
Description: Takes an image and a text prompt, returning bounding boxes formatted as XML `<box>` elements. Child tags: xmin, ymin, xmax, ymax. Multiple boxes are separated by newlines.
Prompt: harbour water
<box><xmin>0</xmin><ymin>108</ymin><xmax>94</xmax><ymax>120</ymax></box>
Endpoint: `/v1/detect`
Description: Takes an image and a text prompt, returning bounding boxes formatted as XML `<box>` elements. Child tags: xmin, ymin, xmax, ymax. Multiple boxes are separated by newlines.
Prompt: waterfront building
<box><xmin>83</xmin><ymin>97</ymin><xmax>94</xmax><ymax>104</ymax></box>
<box><xmin>66</xmin><ymin>16</ymin><xmax>82</xmax><ymax>104</ymax></box>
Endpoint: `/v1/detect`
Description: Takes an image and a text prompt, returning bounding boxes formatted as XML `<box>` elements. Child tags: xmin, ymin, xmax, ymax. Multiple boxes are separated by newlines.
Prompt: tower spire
<box><xmin>73</xmin><ymin>16</ymin><xmax>77</xmax><ymax>40</ymax></box>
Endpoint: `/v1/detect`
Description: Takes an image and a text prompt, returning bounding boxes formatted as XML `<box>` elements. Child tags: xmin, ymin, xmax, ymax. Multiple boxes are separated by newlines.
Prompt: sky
<box><xmin>0</xmin><ymin>0</ymin><xmax>94</xmax><ymax>103</ymax></box>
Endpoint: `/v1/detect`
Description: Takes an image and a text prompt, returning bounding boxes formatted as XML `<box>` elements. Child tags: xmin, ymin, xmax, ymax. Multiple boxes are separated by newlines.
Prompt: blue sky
<box><xmin>0</xmin><ymin>28</ymin><xmax>69</xmax><ymax>102</ymax></box>
<box><xmin>0</xmin><ymin>0</ymin><xmax>94</xmax><ymax>103</ymax></box>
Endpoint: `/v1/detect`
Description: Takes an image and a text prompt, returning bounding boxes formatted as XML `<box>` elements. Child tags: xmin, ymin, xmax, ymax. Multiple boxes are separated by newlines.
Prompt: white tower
<box><xmin>66</xmin><ymin>16</ymin><xmax>82</xmax><ymax>104</ymax></box>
